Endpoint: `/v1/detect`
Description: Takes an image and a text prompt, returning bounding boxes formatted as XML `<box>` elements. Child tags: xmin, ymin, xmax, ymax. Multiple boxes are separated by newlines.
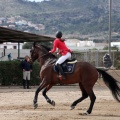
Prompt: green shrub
<box><xmin>0</xmin><ymin>61</ymin><xmax>41</xmax><ymax>86</ymax></box>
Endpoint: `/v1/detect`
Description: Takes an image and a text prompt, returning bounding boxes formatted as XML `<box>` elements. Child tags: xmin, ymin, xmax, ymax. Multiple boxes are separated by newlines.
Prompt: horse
<box><xmin>30</xmin><ymin>43</ymin><xmax>120</xmax><ymax>115</ymax></box>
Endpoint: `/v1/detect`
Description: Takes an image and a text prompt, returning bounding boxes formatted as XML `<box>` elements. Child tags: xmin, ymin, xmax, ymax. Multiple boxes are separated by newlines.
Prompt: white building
<box><xmin>65</xmin><ymin>39</ymin><xmax>79</xmax><ymax>47</ymax></box>
<box><xmin>0</xmin><ymin>42</ymin><xmax>23</xmax><ymax>49</ymax></box>
<box><xmin>111</xmin><ymin>42</ymin><xmax>120</xmax><ymax>49</ymax></box>
<box><xmin>79</xmin><ymin>41</ymin><xmax>95</xmax><ymax>47</ymax></box>
<box><xmin>65</xmin><ymin>39</ymin><xmax>95</xmax><ymax>47</ymax></box>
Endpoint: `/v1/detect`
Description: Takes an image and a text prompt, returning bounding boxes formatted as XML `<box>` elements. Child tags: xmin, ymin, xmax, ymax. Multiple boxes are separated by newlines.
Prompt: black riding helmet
<box><xmin>56</xmin><ymin>31</ymin><xmax>62</xmax><ymax>38</ymax></box>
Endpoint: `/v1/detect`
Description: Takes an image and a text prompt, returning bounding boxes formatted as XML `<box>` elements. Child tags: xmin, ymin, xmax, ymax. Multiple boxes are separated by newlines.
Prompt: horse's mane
<box><xmin>40</xmin><ymin>45</ymin><xmax>57</xmax><ymax>59</ymax></box>
<box><xmin>41</xmin><ymin>45</ymin><xmax>51</xmax><ymax>52</ymax></box>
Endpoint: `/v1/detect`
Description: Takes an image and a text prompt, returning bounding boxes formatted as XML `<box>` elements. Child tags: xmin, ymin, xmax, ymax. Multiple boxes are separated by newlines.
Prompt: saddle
<box><xmin>53</xmin><ymin>58</ymin><xmax>77</xmax><ymax>73</ymax></box>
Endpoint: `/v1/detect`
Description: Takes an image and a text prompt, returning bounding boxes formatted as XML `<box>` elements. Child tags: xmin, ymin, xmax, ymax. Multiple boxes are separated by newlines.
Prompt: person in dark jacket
<box><xmin>21</xmin><ymin>55</ymin><xmax>32</xmax><ymax>89</ymax></box>
<box><xmin>8</xmin><ymin>53</ymin><xmax>12</xmax><ymax>61</ymax></box>
<box><xmin>103</xmin><ymin>53</ymin><xmax>112</xmax><ymax>68</ymax></box>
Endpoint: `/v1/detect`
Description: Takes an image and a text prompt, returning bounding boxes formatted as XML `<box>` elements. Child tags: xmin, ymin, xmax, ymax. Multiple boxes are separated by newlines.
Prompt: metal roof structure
<box><xmin>0</xmin><ymin>27</ymin><xmax>55</xmax><ymax>59</ymax></box>
<box><xmin>0</xmin><ymin>27</ymin><xmax>55</xmax><ymax>43</ymax></box>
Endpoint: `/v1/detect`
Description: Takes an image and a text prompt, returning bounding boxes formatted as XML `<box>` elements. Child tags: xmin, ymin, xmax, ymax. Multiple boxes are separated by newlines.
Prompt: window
<box><xmin>13</xmin><ymin>46</ymin><xmax>17</xmax><ymax>49</ymax></box>
<box><xmin>4</xmin><ymin>46</ymin><xmax>7</xmax><ymax>49</ymax></box>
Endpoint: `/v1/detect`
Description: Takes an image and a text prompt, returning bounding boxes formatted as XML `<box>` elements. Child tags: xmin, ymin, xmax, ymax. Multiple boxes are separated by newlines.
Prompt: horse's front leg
<box><xmin>33</xmin><ymin>80</ymin><xmax>47</xmax><ymax>109</ymax></box>
<box><xmin>42</xmin><ymin>84</ymin><xmax>55</xmax><ymax>106</ymax></box>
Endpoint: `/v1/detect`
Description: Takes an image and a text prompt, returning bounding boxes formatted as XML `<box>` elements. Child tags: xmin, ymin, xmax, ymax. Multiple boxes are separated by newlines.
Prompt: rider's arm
<box><xmin>49</xmin><ymin>40</ymin><xmax>58</xmax><ymax>53</ymax></box>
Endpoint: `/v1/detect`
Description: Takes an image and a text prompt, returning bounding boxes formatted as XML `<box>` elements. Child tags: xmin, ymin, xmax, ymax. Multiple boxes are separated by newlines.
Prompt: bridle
<box><xmin>30</xmin><ymin>45</ymin><xmax>49</xmax><ymax>61</ymax></box>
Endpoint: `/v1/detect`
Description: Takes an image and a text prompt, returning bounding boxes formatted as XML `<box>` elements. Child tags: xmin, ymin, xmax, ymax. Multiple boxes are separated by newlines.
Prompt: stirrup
<box><xmin>58</xmin><ymin>74</ymin><xmax>65</xmax><ymax>80</ymax></box>
<box><xmin>58</xmin><ymin>74</ymin><xmax>62</xmax><ymax>80</ymax></box>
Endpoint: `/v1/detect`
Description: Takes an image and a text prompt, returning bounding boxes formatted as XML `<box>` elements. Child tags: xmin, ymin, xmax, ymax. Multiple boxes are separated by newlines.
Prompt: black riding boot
<box><xmin>27</xmin><ymin>80</ymin><xmax>31</xmax><ymax>89</ymax></box>
<box><xmin>23</xmin><ymin>79</ymin><xmax>26</xmax><ymax>89</ymax></box>
<box><xmin>57</xmin><ymin>64</ymin><xmax>66</xmax><ymax>79</ymax></box>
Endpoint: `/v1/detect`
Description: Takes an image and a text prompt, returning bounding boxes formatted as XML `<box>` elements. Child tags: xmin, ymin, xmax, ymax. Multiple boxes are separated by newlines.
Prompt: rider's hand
<box><xmin>57</xmin><ymin>53</ymin><xmax>59</xmax><ymax>55</ymax></box>
<box><xmin>49</xmin><ymin>51</ymin><xmax>52</xmax><ymax>53</ymax></box>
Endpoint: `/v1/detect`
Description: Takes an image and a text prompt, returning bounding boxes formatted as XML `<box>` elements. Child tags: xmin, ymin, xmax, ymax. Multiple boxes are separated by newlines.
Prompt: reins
<box><xmin>39</xmin><ymin>53</ymin><xmax>49</xmax><ymax>58</ymax></box>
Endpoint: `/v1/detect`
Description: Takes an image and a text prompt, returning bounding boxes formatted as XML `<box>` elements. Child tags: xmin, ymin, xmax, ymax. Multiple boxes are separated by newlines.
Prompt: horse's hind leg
<box><xmin>85</xmin><ymin>89</ymin><xmax>96</xmax><ymax>115</ymax></box>
<box><xmin>70</xmin><ymin>83</ymin><xmax>88</xmax><ymax>110</ymax></box>
<box><xmin>42</xmin><ymin>84</ymin><xmax>55</xmax><ymax>106</ymax></box>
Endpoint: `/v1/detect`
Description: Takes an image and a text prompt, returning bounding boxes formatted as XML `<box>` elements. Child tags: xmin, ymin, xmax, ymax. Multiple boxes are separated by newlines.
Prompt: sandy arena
<box><xmin>0</xmin><ymin>70</ymin><xmax>120</xmax><ymax>120</ymax></box>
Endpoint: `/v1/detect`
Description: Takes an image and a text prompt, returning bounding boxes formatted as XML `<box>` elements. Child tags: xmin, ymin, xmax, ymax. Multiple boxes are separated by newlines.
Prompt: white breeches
<box><xmin>55</xmin><ymin>52</ymin><xmax>71</xmax><ymax>65</ymax></box>
<box><xmin>23</xmin><ymin>71</ymin><xmax>30</xmax><ymax>80</ymax></box>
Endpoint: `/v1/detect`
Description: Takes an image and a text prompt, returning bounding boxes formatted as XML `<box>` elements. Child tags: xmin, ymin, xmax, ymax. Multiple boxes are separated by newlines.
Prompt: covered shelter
<box><xmin>0</xmin><ymin>27</ymin><xmax>55</xmax><ymax>58</ymax></box>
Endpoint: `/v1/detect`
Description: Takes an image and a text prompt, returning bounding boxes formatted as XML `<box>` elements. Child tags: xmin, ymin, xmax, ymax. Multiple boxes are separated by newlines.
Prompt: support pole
<box><xmin>109</xmin><ymin>0</ymin><xmax>112</xmax><ymax>56</ymax></box>
<box><xmin>18</xmin><ymin>42</ymin><xmax>20</xmax><ymax>59</ymax></box>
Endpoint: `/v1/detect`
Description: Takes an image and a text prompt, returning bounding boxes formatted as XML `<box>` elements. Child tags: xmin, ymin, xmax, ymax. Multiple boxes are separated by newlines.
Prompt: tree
<box><xmin>22</xmin><ymin>42</ymin><xmax>52</xmax><ymax>49</ymax></box>
<box><xmin>22</xmin><ymin>42</ymin><xmax>33</xmax><ymax>49</ymax></box>
<box><xmin>103</xmin><ymin>45</ymin><xmax>119</xmax><ymax>51</ymax></box>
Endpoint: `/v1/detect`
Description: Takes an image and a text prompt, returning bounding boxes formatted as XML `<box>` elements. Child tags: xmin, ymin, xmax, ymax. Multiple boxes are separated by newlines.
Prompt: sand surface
<box><xmin>0</xmin><ymin>70</ymin><xmax>120</xmax><ymax>120</ymax></box>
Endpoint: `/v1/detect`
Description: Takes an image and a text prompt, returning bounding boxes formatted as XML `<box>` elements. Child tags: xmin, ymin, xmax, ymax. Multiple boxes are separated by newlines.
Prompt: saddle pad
<box><xmin>53</xmin><ymin>63</ymin><xmax>76</xmax><ymax>73</ymax></box>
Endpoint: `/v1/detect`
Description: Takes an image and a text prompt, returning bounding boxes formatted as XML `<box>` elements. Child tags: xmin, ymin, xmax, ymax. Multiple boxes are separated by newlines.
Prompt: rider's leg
<box><xmin>55</xmin><ymin>52</ymin><xmax>71</xmax><ymax>79</ymax></box>
<box><xmin>57</xmin><ymin>63</ymin><xmax>66</xmax><ymax>79</ymax></box>
<box><xmin>56</xmin><ymin>52</ymin><xmax>71</xmax><ymax>64</ymax></box>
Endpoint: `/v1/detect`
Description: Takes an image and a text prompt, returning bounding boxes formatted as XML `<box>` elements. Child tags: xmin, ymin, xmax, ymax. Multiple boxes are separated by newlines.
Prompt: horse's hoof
<box><xmin>70</xmin><ymin>105</ymin><xmax>75</xmax><ymax>110</ymax></box>
<box><xmin>51</xmin><ymin>100</ymin><xmax>55</xmax><ymax>106</ymax></box>
<box><xmin>82</xmin><ymin>111</ymin><xmax>90</xmax><ymax>115</ymax></box>
<box><xmin>34</xmin><ymin>103</ymin><xmax>38</xmax><ymax>109</ymax></box>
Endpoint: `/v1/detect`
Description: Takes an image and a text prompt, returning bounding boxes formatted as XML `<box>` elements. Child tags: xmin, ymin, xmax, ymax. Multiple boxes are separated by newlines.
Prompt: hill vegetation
<box><xmin>0</xmin><ymin>0</ymin><xmax>120</xmax><ymax>38</ymax></box>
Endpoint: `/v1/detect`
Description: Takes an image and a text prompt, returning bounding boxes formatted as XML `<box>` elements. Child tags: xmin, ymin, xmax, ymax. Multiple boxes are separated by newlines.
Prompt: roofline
<box><xmin>0</xmin><ymin>27</ymin><xmax>55</xmax><ymax>42</ymax></box>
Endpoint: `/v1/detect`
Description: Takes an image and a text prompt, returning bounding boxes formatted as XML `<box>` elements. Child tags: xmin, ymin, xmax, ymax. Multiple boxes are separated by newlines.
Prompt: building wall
<box><xmin>0</xmin><ymin>49</ymin><xmax>30</xmax><ymax>59</ymax></box>
<box><xmin>0</xmin><ymin>42</ymin><xmax>23</xmax><ymax>49</ymax></box>
<box><xmin>111</xmin><ymin>42</ymin><xmax>120</xmax><ymax>48</ymax></box>
<box><xmin>65</xmin><ymin>39</ymin><xmax>95</xmax><ymax>47</ymax></box>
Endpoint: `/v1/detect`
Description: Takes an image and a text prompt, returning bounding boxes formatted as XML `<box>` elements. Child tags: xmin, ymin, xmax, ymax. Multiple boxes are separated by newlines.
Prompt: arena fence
<box><xmin>72</xmin><ymin>50</ymin><xmax>120</xmax><ymax>68</ymax></box>
<box><xmin>0</xmin><ymin>49</ymin><xmax>120</xmax><ymax>67</ymax></box>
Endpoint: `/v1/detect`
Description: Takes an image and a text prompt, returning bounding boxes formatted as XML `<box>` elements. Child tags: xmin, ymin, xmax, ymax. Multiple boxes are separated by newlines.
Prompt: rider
<box><xmin>49</xmin><ymin>31</ymin><xmax>72</xmax><ymax>79</ymax></box>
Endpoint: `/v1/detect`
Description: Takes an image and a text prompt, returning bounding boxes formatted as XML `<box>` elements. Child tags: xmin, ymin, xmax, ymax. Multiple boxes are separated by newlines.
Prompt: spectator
<box><xmin>103</xmin><ymin>53</ymin><xmax>112</xmax><ymax>68</ymax></box>
<box><xmin>21</xmin><ymin>55</ymin><xmax>32</xmax><ymax>89</ymax></box>
<box><xmin>8</xmin><ymin>53</ymin><xmax>12</xmax><ymax>61</ymax></box>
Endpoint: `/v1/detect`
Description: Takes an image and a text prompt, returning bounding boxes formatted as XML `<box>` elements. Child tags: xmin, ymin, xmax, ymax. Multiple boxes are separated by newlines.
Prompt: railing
<box><xmin>72</xmin><ymin>50</ymin><xmax>118</xmax><ymax>67</ymax></box>
<box><xmin>0</xmin><ymin>49</ymin><xmax>119</xmax><ymax>67</ymax></box>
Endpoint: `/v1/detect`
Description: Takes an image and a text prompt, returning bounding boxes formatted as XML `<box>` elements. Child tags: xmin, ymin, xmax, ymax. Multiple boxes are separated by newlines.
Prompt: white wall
<box><xmin>0</xmin><ymin>49</ymin><xmax>30</xmax><ymax>59</ymax></box>
<box><xmin>111</xmin><ymin>42</ymin><xmax>120</xmax><ymax>48</ymax></box>
<box><xmin>0</xmin><ymin>42</ymin><xmax>23</xmax><ymax>49</ymax></box>
<box><xmin>65</xmin><ymin>39</ymin><xmax>95</xmax><ymax>47</ymax></box>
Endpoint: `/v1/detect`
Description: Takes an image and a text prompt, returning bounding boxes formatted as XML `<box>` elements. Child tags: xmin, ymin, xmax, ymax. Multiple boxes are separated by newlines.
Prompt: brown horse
<box><xmin>30</xmin><ymin>43</ymin><xmax>120</xmax><ymax>115</ymax></box>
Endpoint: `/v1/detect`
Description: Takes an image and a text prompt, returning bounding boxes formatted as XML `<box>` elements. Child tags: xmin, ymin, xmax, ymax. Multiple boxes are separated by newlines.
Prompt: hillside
<box><xmin>0</xmin><ymin>0</ymin><xmax>120</xmax><ymax>38</ymax></box>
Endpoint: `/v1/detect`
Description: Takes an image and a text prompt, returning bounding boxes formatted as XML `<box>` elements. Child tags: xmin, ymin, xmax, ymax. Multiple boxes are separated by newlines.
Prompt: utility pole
<box><xmin>18</xmin><ymin>42</ymin><xmax>20</xmax><ymax>59</ymax></box>
<box><xmin>109</xmin><ymin>0</ymin><xmax>112</xmax><ymax>56</ymax></box>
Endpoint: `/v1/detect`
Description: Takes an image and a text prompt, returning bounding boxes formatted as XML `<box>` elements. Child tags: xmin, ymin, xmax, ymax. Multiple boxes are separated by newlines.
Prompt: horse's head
<box><xmin>30</xmin><ymin>42</ymin><xmax>57</xmax><ymax>64</ymax></box>
<box><xmin>30</xmin><ymin>47</ymin><xmax>38</xmax><ymax>63</ymax></box>
<box><xmin>30</xmin><ymin>42</ymin><xmax>41</xmax><ymax>63</ymax></box>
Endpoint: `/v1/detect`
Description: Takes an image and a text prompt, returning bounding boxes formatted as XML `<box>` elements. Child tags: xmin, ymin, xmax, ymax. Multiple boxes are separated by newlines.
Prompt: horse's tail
<box><xmin>96</xmin><ymin>68</ymin><xmax>120</xmax><ymax>102</ymax></box>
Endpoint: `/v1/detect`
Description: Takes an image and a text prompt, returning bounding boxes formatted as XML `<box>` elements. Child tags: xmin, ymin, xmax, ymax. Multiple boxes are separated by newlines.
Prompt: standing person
<box><xmin>8</xmin><ymin>53</ymin><xmax>12</xmax><ymax>61</ymax></box>
<box><xmin>103</xmin><ymin>53</ymin><xmax>112</xmax><ymax>68</ymax></box>
<box><xmin>49</xmin><ymin>31</ymin><xmax>72</xmax><ymax>79</ymax></box>
<box><xmin>21</xmin><ymin>55</ymin><xmax>32</xmax><ymax>89</ymax></box>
